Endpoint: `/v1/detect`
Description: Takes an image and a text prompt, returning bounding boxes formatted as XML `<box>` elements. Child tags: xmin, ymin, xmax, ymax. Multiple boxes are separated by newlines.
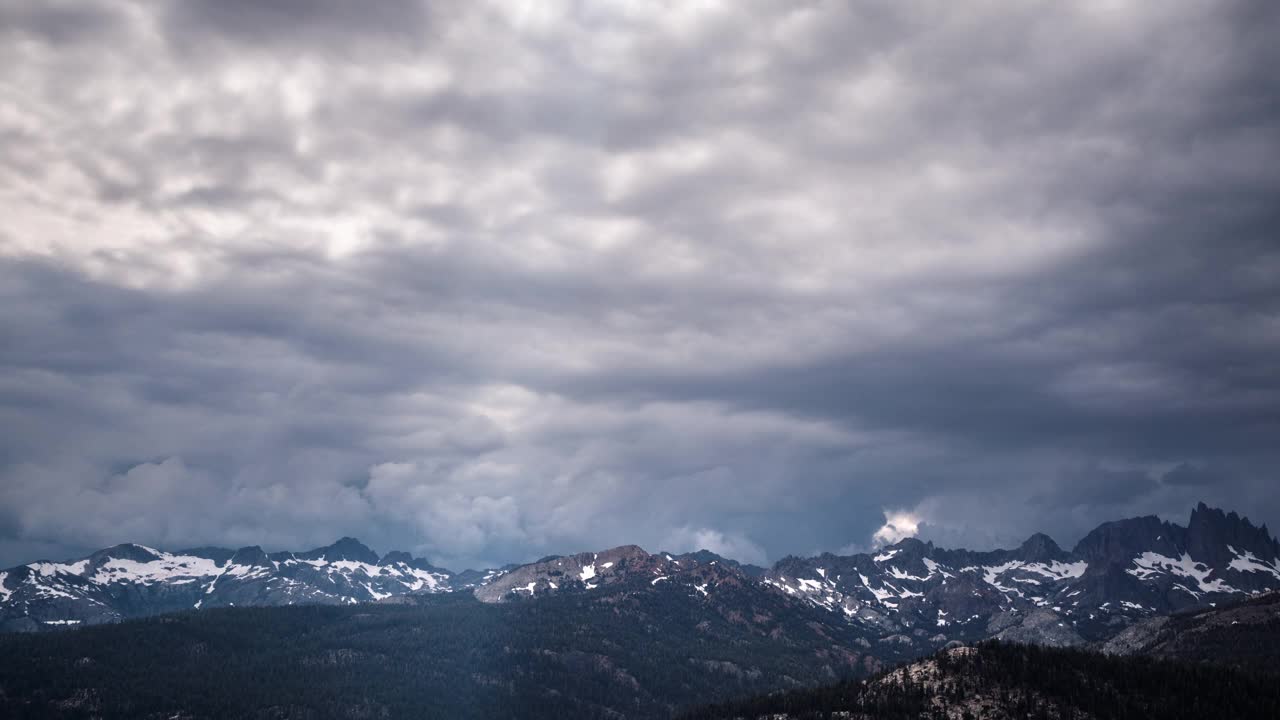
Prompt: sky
<box><xmin>1</xmin><ymin>0</ymin><xmax>1278</xmax><ymax>571</ymax></box>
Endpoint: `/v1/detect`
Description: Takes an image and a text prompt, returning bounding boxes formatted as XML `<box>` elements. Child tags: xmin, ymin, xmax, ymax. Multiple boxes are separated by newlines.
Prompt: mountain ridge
<box><xmin>3</xmin><ymin>503</ymin><xmax>1278</xmax><ymax>644</ymax></box>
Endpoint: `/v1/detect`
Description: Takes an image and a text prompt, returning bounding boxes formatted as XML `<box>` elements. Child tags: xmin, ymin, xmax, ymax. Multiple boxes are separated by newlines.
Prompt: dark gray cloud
<box><xmin>0</xmin><ymin>0</ymin><xmax>124</xmax><ymax>45</ymax></box>
<box><xmin>1</xmin><ymin>0</ymin><xmax>1278</xmax><ymax>570</ymax></box>
<box><xmin>163</xmin><ymin>0</ymin><xmax>434</xmax><ymax>52</ymax></box>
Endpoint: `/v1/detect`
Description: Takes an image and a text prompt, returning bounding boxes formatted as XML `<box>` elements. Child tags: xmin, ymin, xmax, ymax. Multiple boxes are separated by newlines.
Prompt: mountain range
<box><xmin>3</xmin><ymin>502</ymin><xmax>1279</xmax><ymax>654</ymax></box>
<box><xmin>1</xmin><ymin>503</ymin><xmax>1279</xmax><ymax>718</ymax></box>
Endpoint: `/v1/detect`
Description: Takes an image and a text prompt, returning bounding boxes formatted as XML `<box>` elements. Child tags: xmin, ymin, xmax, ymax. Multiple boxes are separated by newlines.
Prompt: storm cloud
<box><xmin>1</xmin><ymin>0</ymin><xmax>1278</xmax><ymax>570</ymax></box>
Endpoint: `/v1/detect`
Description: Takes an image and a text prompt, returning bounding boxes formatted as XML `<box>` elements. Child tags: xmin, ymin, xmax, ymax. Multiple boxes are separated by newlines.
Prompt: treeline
<box><xmin>680</xmin><ymin>640</ymin><xmax>1280</xmax><ymax>720</ymax></box>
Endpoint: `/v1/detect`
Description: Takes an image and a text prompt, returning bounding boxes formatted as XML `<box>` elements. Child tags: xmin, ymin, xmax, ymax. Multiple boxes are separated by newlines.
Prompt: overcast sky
<box><xmin>2</xmin><ymin>0</ymin><xmax>1278</xmax><ymax>571</ymax></box>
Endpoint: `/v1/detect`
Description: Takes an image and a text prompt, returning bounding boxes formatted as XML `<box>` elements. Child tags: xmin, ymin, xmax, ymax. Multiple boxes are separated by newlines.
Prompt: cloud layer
<box><xmin>2</xmin><ymin>0</ymin><xmax>1278</xmax><ymax>569</ymax></box>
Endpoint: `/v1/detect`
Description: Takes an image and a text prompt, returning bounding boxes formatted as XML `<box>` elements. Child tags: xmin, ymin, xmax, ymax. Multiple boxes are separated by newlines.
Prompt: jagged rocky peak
<box><xmin>90</xmin><ymin>543</ymin><xmax>164</xmax><ymax>563</ymax></box>
<box><xmin>884</xmin><ymin>536</ymin><xmax>931</xmax><ymax>557</ymax></box>
<box><xmin>668</xmin><ymin>548</ymin><xmax>764</xmax><ymax>573</ymax></box>
<box><xmin>228</xmin><ymin>546</ymin><xmax>270</xmax><ymax>566</ymax></box>
<box><xmin>672</xmin><ymin>549</ymin><xmax>727</xmax><ymax>564</ymax></box>
<box><xmin>379</xmin><ymin>550</ymin><xmax>414</xmax><ymax>565</ymax></box>
<box><xmin>599</xmin><ymin>544</ymin><xmax>650</xmax><ymax>562</ymax></box>
<box><xmin>1071</xmin><ymin>515</ymin><xmax>1183</xmax><ymax>564</ymax></box>
<box><xmin>770</xmin><ymin>554</ymin><xmax>818</xmax><ymax>576</ymax></box>
<box><xmin>472</xmin><ymin>544</ymin><xmax>710</xmax><ymax>603</ymax></box>
<box><xmin>1187</xmin><ymin>502</ymin><xmax>1279</xmax><ymax>564</ymax></box>
<box><xmin>380</xmin><ymin>550</ymin><xmax>452</xmax><ymax>576</ymax></box>
<box><xmin>1066</xmin><ymin>503</ymin><xmax>1280</xmax><ymax>569</ymax></box>
<box><xmin>1015</xmin><ymin>532</ymin><xmax>1065</xmax><ymax>562</ymax></box>
<box><xmin>871</xmin><ymin>537</ymin><xmax>941</xmax><ymax>572</ymax></box>
<box><xmin>300</xmin><ymin>537</ymin><xmax>380</xmax><ymax>565</ymax></box>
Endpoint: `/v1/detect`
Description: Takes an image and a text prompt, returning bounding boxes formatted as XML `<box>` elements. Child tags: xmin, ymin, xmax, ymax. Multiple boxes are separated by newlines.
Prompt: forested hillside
<box><xmin>0</xmin><ymin>585</ymin><xmax>875</xmax><ymax>719</ymax></box>
<box><xmin>681</xmin><ymin>641</ymin><xmax>1280</xmax><ymax>720</ymax></box>
<box><xmin>1102</xmin><ymin>589</ymin><xmax>1280</xmax><ymax>672</ymax></box>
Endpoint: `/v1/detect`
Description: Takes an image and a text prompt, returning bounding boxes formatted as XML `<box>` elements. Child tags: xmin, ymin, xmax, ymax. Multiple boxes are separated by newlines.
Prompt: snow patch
<box><xmin>1227</xmin><ymin>547</ymin><xmax>1280</xmax><ymax>580</ymax></box>
<box><xmin>922</xmin><ymin>558</ymin><xmax>953</xmax><ymax>578</ymax></box>
<box><xmin>223</xmin><ymin>563</ymin><xmax>272</xmax><ymax>581</ymax></box>
<box><xmin>328</xmin><ymin>560</ymin><xmax>381</xmax><ymax>575</ymax></box>
<box><xmin>1128</xmin><ymin>552</ymin><xmax>1237</xmax><ymax>593</ymax></box>
<box><xmin>403</xmin><ymin>567</ymin><xmax>448</xmax><ymax>592</ymax></box>
<box><xmin>859</xmin><ymin>573</ymin><xmax>895</xmax><ymax>604</ymax></box>
<box><xmin>363</xmin><ymin>582</ymin><xmax>392</xmax><ymax>601</ymax></box>
<box><xmin>579</xmin><ymin>564</ymin><xmax>597</xmax><ymax>581</ymax></box>
<box><xmin>91</xmin><ymin>552</ymin><xmax>222</xmax><ymax>586</ymax></box>
<box><xmin>29</xmin><ymin>560</ymin><xmax>90</xmax><ymax>577</ymax></box>
<box><xmin>1022</xmin><ymin>561</ymin><xmax>1088</xmax><ymax>580</ymax></box>
<box><xmin>977</xmin><ymin>559</ymin><xmax>1086</xmax><ymax>595</ymax></box>
<box><xmin>980</xmin><ymin>561</ymin><xmax>1026</xmax><ymax>595</ymax></box>
<box><xmin>887</xmin><ymin>566</ymin><xmax>929</xmax><ymax>582</ymax></box>
<box><xmin>26</xmin><ymin>575</ymin><xmax>78</xmax><ymax>600</ymax></box>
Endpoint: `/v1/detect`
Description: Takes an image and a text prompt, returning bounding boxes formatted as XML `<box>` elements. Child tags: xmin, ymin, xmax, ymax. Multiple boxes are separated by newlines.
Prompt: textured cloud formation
<box><xmin>1</xmin><ymin>0</ymin><xmax>1278</xmax><ymax>569</ymax></box>
<box><xmin>872</xmin><ymin>511</ymin><xmax>922</xmax><ymax>548</ymax></box>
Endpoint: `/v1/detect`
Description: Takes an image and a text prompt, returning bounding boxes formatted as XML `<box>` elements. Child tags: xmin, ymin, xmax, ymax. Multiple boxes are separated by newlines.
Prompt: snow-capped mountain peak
<box><xmin>0</xmin><ymin>539</ymin><xmax>465</xmax><ymax>631</ymax></box>
<box><xmin>2</xmin><ymin>504</ymin><xmax>1277</xmax><ymax>650</ymax></box>
<box><xmin>762</xmin><ymin>504</ymin><xmax>1280</xmax><ymax>649</ymax></box>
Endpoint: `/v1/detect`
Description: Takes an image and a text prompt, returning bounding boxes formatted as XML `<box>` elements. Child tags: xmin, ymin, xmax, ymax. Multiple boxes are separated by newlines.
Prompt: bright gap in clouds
<box><xmin>872</xmin><ymin>510</ymin><xmax>921</xmax><ymax>547</ymax></box>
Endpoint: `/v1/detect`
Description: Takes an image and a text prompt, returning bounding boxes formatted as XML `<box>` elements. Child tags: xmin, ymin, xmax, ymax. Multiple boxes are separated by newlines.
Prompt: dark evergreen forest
<box><xmin>4</xmin><ymin>589</ymin><xmax>1278</xmax><ymax>719</ymax></box>
<box><xmin>682</xmin><ymin>640</ymin><xmax>1280</xmax><ymax>720</ymax></box>
<box><xmin>0</xmin><ymin>591</ymin><xmax>862</xmax><ymax>719</ymax></box>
